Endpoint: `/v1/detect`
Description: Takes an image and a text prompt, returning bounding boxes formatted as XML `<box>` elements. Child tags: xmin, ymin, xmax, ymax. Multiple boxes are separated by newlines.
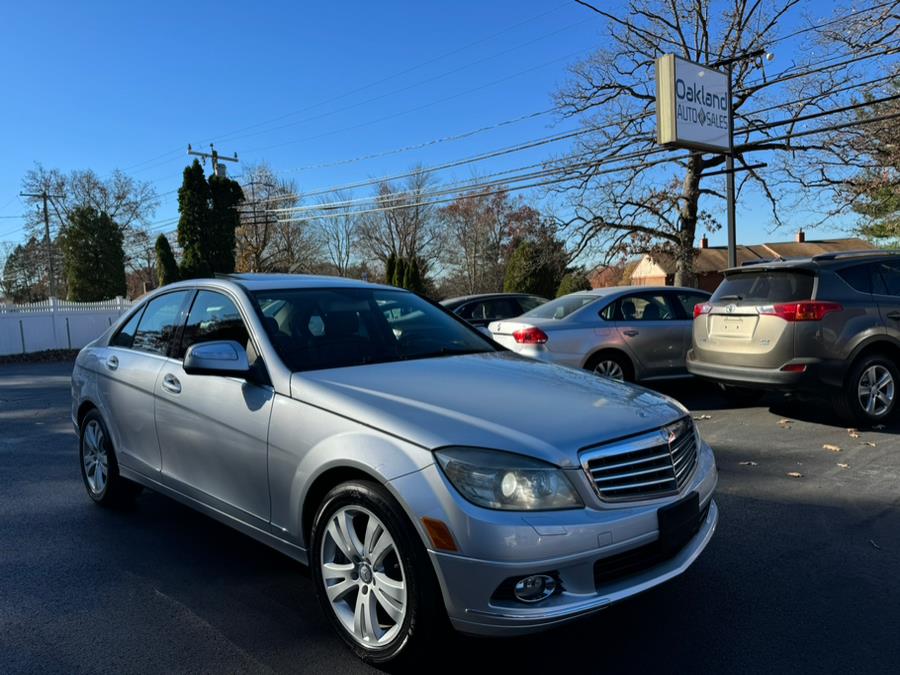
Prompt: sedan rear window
<box><xmin>521</xmin><ymin>294</ymin><xmax>597</xmax><ymax>320</ymax></box>
<box><xmin>712</xmin><ymin>271</ymin><xmax>815</xmax><ymax>303</ymax></box>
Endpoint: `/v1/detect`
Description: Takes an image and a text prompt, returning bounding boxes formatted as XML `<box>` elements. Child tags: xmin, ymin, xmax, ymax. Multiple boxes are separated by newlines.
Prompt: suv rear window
<box><xmin>712</xmin><ymin>271</ymin><xmax>815</xmax><ymax>303</ymax></box>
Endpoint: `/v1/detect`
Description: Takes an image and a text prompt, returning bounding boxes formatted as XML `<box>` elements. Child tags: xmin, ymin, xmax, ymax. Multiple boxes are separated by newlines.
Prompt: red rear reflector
<box><xmin>780</xmin><ymin>363</ymin><xmax>808</xmax><ymax>373</ymax></box>
<box><xmin>694</xmin><ymin>303</ymin><xmax>712</xmax><ymax>319</ymax></box>
<box><xmin>512</xmin><ymin>326</ymin><xmax>548</xmax><ymax>344</ymax></box>
<box><xmin>759</xmin><ymin>301</ymin><xmax>843</xmax><ymax>322</ymax></box>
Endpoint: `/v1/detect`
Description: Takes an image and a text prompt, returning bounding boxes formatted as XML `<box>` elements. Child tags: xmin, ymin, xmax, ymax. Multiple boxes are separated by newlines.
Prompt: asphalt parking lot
<box><xmin>2</xmin><ymin>361</ymin><xmax>899</xmax><ymax>674</ymax></box>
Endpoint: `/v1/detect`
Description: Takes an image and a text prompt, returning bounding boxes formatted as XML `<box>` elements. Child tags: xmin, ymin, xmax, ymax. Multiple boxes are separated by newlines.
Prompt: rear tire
<box><xmin>585</xmin><ymin>352</ymin><xmax>633</xmax><ymax>382</ymax></box>
<box><xmin>79</xmin><ymin>410</ymin><xmax>142</xmax><ymax>507</ymax></box>
<box><xmin>310</xmin><ymin>480</ymin><xmax>445</xmax><ymax>666</ymax></box>
<box><xmin>833</xmin><ymin>353</ymin><xmax>898</xmax><ymax>426</ymax></box>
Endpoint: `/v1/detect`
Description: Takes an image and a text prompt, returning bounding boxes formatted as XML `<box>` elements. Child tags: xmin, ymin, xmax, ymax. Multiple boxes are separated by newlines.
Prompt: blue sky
<box><xmin>0</xmin><ymin>0</ymin><xmax>880</xmax><ymax>258</ymax></box>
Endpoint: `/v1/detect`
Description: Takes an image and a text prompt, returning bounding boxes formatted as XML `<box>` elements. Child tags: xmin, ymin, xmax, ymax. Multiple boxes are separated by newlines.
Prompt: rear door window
<box><xmin>615</xmin><ymin>293</ymin><xmax>679</xmax><ymax>321</ymax></box>
<box><xmin>517</xmin><ymin>296</ymin><xmax>546</xmax><ymax>313</ymax></box>
<box><xmin>873</xmin><ymin>261</ymin><xmax>900</xmax><ymax>296</ymax></box>
<box><xmin>712</xmin><ymin>271</ymin><xmax>815</xmax><ymax>303</ymax></box>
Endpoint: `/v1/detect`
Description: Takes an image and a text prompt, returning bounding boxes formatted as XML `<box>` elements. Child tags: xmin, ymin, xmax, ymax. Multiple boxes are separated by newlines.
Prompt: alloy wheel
<box><xmin>82</xmin><ymin>419</ymin><xmax>109</xmax><ymax>495</ymax></box>
<box><xmin>319</xmin><ymin>506</ymin><xmax>407</xmax><ymax>648</ymax></box>
<box><xmin>594</xmin><ymin>359</ymin><xmax>625</xmax><ymax>381</ymax></box>
<box><xmin>858</xmin><ymin>364</ymin><xmax>894</xmax><ymax>417</ymax></box>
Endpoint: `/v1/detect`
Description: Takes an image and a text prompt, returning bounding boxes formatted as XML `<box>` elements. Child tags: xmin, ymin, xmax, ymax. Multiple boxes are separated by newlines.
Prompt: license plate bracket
<box><xmin>657</xmin><ymin>492</ymin><xmax>700</xmax><ymax>556</ymax></box>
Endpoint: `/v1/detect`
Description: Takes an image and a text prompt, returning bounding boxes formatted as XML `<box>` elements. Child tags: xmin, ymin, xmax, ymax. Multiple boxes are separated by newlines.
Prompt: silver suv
<box><xmin>72</xmin><ymin>274</ymin><xmax>717</xmax><ymax>666</ymax></box>
<box><xmin>687</xmin><ymin>251</ymin><xmax>900</xmax><ymax>424</ymax></box>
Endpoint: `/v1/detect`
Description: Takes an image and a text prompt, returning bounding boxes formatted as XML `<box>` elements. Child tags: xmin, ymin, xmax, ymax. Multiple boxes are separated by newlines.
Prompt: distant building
<box><xmin>628</xmin><ymin>230</ymin><xmax>874</xmax><ymax>292</ymax></box>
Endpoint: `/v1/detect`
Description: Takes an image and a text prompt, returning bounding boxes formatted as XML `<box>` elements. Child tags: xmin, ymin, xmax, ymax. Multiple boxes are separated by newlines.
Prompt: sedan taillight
<box><xmin>758</xmin><ymin>301</ymin><xmax>843</xmax><ymax>322</ymax></box>
<box><xmin>512</xmin><ymin>327</ymin><xmax>548</xmax><ymax>344</ymax></box>
<box><xmin>693</xmin><ymin>303</ymin><xmax>712</xmax><ymax>319</ymax></box>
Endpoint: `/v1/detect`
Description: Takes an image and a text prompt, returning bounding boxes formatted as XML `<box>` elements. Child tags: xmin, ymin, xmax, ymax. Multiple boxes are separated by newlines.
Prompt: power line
<box><xmin>120</xmin><ymin>1</ymin><xmax>574</xmax><ymax>173</ymax></box>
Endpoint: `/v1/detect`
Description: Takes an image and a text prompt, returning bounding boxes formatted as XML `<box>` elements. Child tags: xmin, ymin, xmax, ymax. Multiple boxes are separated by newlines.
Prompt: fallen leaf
<box><xmin>777</xmin><ymin>418</ymin><xmax>793</xmax><ymax>426</ymax></box>
<box><xmin>786</xmin><ymin>471</ymin><xmax>803</xmax><ymax>478</ymax></box>
<box><xmin>870</xmin><ymin>539</ymin><xmax>882</xmax><ymax>551</ymax></box>
<box><xmin>823</xmin><ymin>444</ymin><xmax>842</xmax><ymax>453</ymax></box>
<box><xmin>864</xmin><ymin>441</ymin><xmax>877</xmax><ymax>447</ymax></box>
<box><xmin>847</xmin><ymin>428</ymin><xmax>860</xmax><ymax>438</ymax></box>
<box><xmin>837</xmin><ymin>462</ymin><xmax>850</xmax><ymax>469</ymax></box>
<box><xmin>692</xmin><ymin>414</ymin><xmax>711</xmax><ymax>420</ymax></box>
<box><xmin>739</xmin><ymin>460</ymin><xmax>758</xmax><ymax>466</ymax></box>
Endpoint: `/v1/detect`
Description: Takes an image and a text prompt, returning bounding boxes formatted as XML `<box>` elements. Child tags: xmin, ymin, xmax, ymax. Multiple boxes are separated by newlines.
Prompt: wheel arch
<box><xmin>846</xmin><ymin>338</ymin><xmax>900</xmax><ymax>379</ymax></box>
<box><xmin>300</xmin><ymin>465</ymin><xmax>386</xmax><ymax>547</ymax></box>
<box><xmin>76</xmin><ymin>399</ymin><xmax>99</xmax><ymax>430</ymax></box>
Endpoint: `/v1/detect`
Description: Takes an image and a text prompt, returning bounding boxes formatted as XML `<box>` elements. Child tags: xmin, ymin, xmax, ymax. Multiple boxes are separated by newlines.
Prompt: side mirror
<box><xmin>183</xmin><ymin>340</ymin><xmax>250</xmax><ymax>378</ymax></box>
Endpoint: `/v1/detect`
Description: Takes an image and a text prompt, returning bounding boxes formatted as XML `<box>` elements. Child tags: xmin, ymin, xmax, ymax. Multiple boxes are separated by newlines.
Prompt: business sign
<box><xmin>655</xmin><ymin>54</ymin><xmax>731</xmax><ymax>152</ymax></box>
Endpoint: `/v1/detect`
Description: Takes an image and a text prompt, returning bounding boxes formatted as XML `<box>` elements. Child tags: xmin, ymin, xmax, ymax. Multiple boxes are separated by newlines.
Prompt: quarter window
<box><xmin>873</xmin><ymin>261</ymin><xmax>900</xmax><ymax>296</ymax></box>
<box><xmin>837</xmin><ymin>263</ymin><xmax>874</xmax><ymax>294</ymax></box>
<box><xmin>177</xmin><ymin>290</ymin><xmax>250</xmax><ymax>358</ymax></box>
<box><xmin>132</xmin><ymin>291</ymin><xmax>191</xmax><ymax>356</ymax></box>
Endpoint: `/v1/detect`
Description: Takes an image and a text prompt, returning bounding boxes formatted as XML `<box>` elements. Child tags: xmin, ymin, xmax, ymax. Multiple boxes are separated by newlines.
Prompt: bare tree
<box><xmin>555</xmin><ymin>0</ymin><xmax>898</xmax><ymax>284</ymax></box>
<box><xmin>314</xmin><ymin>192</ymin><xmax>358</xmax><ymax>277</ymax></box>
<box><xmin>357</xmin><ymin>167</ymin><xmax>445</xmax><ymax>278</ymax></box>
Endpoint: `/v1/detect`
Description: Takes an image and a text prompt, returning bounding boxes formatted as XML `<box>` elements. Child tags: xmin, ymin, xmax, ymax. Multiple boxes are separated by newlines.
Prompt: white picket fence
<box><xmin>0</xmin><ymin>297</ymin><xmax>132</xmax><ymax>356</ymax></box>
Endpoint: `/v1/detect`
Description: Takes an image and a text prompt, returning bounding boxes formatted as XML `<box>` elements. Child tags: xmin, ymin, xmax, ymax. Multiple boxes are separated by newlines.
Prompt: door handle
<box><xmin>623</xmin><ymin>330</ymin><xmax>640</xmax><ymax>337</ymax></box>
<box><xmin>105</xmin><ymin>355</ymin><xmax>119</xmax><ymax>371</ymax></box>
<box><xmin>887</xmin><ymin>311</ymin><xmax>900</xmax><ymax>320</ymax></box>
<box><xmin>161</xmin><ymin>373</ymin><xmax>182</xmax><ymax>394</ymax></box>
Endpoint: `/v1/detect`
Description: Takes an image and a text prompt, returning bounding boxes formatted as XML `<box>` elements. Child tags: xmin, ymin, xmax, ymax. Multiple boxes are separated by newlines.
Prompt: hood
<box><xmin>290</xmin><ymin>352</ymin><xmax>685</xmax><ymax>468</ymax></box>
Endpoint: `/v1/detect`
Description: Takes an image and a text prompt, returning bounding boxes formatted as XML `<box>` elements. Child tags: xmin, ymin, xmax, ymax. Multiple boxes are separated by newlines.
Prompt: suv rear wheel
<box><xmin>834</xmin><ymin>354</ymin><xmax>898</xmax><ymax>425</ymax></box>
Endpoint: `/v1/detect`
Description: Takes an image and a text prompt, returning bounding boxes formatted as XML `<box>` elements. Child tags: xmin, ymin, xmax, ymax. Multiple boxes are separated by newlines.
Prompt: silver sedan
<box><xmin>71</xmin><ymin>275</ymin><xmax>717</xmax><ymax>666</ymax></box>
<box><xmin>489</xmin><ymin>286</ymin><xmax>711</xmax><ymax>382</ymax></box>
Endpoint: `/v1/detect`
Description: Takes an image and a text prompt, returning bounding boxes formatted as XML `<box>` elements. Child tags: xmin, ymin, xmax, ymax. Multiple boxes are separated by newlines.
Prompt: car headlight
<box><xmin>434</xmin><ymin>447</ymin><xmax>583</xmax><ymax>511</ymax></box>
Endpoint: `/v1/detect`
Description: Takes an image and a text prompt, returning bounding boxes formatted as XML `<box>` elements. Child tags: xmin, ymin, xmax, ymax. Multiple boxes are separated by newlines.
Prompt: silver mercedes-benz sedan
<box><xmin>489</xmin><ymin>286</ymin><xmax>710</xmax><ymax>382</ymax></box>
<box><xmin>71</xmin><ymin>274</ymin><xmax>717</xmax><ymax>666</ymax></box>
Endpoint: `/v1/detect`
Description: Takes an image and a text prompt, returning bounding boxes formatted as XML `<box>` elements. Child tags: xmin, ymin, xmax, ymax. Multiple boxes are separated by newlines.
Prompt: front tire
<box><xmin>834</xmin><ymin>354</ymin><xmax>898</xmax><ymax>425</ymax></box>
<box><xmin>310</xmin><ymin>480</ymin><xmax>444</xmax><ymax>665</ymax></box>
<box><xmin>79</xmin><ymin>410</ymin><xmax>142</xmax><ymax>507</ymax></box>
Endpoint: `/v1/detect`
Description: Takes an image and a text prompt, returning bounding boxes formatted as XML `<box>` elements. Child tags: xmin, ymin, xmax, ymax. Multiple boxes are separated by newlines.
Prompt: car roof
<box><xmin>440</xmin><ymin>292</ymin><xmax>544</xmax><ymax>306</ymax></box>
<box><xmin>723</xmin><ymin>250</ymin><xmax>900</xmax><ymax>274</ymax></box>
<box><xmin>562</xmin><ymin>285</ymin><xmax>707</xmax><ymax>297</ymax></box>
<box><xmin>151</xmin><ymin>273</ymin><xmax>395</xmax><ymax>296</ymax></box>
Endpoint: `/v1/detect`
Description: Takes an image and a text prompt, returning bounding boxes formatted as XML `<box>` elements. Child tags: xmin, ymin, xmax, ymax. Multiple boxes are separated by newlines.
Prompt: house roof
<box><xmin>637</xmin><ymin>237</ymin><xmax>873</xmax><ymax>275</ymax></box>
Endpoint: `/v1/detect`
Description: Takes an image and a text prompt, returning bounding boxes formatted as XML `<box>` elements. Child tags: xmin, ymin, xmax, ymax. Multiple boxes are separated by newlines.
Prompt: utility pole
<box><xmin>709</xmin><ymin>49</ymin><xmax>769</xmax><ymax>268</ymax></box>
<box><xmin>187</xmin><ymin>143</ymin><xmax>239</xmax><ymax>177</ymax></box>
<box><xmin>20</xmin><ymin>190</ymin><xmax>65</xmax><ymax>298</ymax></box>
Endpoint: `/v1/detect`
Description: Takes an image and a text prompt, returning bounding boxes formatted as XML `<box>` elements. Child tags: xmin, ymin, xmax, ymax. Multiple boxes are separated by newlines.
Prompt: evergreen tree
<box><xmin>408</xmin><ymin>257</ymin><xmax>426</xmax><ymax>294</ymax></box>
<box><xmin>392</xmin><ymin>257</ymin><xmax>406</xmax><ymax>287</ymax></box>
<box><xmin>503</xmin><ymin>242</ymin><xmax>562</xmax><ymax>298</ymax></box>
<box><xmin>208</xmin><ymin>174</ymin><xmax>244</xmax><ymax>274</ymax></box>
<box><xmin>177</xmin><ymin>160</ymin><xmax>212</xmax><ymax>279</ymax></box>
<box><xmin>155</xmin><ymin>234</ymin><xmax>179</xmax><ymax>286</ymax></box>
<box><xmin>385</xmin><ymin>252</ymin><xmax>397</xmax><ymax>285</ymax></box>
<box><xmin>62</xmin><ymin>207</ymin><xmax>126</xmax><ymax>301</ymax></box>
<box><xmin>556</xmin><ymin>270</ymin><xmax>592</xmax><ymax>297</ymax></box>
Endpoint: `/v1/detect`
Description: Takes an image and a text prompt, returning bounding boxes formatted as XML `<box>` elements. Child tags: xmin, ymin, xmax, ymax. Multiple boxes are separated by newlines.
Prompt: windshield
<box><xmin>521</xmin><ymin>294</ymin><xmax>598</xmax><ymax>320</ymax></box>
<box><xmin>252</xmin><ymin>287</ymin><xmax>496</xmax><ymax>372</ymax></box>
<box><xmin>712</xmin><ymin>270</ymin><xmax>815</xmax><ymax>303</ymax></box>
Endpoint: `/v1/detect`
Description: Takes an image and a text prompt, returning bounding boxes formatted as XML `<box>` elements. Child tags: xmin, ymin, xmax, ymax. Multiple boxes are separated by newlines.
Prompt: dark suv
<box><xmin>687</xmin><ymin>251</ymin><xmax>900</xmax><ymax>424</ymax></box>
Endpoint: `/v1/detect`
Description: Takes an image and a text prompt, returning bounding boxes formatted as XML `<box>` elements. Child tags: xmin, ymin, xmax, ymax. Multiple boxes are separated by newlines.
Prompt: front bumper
<box><xmin>389</xmin><ymin>441</ymin><xmax>717</xmax><ymax>636</ymax></box>
<box><xmin>436</xmin><ymin>499</ymin><xmax>717</xmax><ymax>635</ymax></box>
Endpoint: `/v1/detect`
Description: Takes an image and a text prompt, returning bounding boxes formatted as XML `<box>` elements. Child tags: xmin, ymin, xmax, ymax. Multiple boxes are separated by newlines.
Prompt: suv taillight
<box><xmin>758</xmin><ymin>301</ymin><xmax>843</xmax><ymax>322</ymax></box>
<box><xmin>694</xmin><ymin>303</ymin><xmax>712</xmax><ymax>319</ymax></box>
<box><xmin>512</xmin><ymin>326</ymin><xmax>548</xmax><ymax>344</ymax></box>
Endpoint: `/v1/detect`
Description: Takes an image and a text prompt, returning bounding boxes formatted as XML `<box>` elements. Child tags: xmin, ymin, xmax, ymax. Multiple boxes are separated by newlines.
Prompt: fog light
<box><xmin>513</xmin><ymin>574</ymin><xmax>557</xmax><ymax>603</ymax></box>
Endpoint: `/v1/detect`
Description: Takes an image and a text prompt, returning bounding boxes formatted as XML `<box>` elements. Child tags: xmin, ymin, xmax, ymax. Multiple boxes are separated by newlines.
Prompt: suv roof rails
<box><xmin>811</xmin><ymin>249</ymin><xmax>900</xmax><ymax>262</ymax></box>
